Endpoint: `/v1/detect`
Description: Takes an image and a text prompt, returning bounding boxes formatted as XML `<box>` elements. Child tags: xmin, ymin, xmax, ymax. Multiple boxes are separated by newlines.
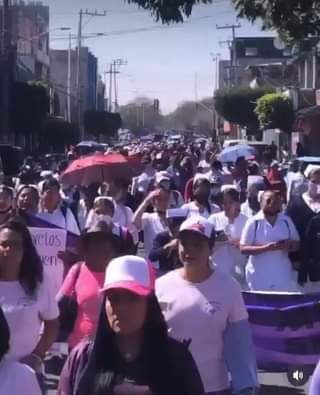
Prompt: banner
<box><xmin>243</xmin><ymin>291</ymin><xmax>320</xmax><ymax>385</ymax></box>
<box><xmin>24</xmin><ymin>212</ymin><xmax>79</xmax><ymax>251</ymax></box>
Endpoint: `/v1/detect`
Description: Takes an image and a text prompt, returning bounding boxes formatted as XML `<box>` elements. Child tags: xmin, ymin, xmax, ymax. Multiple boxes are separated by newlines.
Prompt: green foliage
<box><xmin>165</xmin><ymin>98</ymin><xmax>214</xmax><ymax>134</ymax></box>
<box><xmin>84</xmin><ymin>110</ymin><xmax>122</xmax><ymax>141</ymax></box>
<box><xmin>126</xmin><ymin>0</ymin><xmax>213</xmax><ymax>23</ymax></box>
<box><xmin>214</xmin><ymin>87</ymin><xmax>273</xmax><ymax>130</ymax></box>
<box><xmin>119</xmin><ymin>97</ymin><xmax>163</xmax><ymax>134</ymax></box>
<box><xmin>40</xmin><ymin>117</ymin><xmax>79</xmax><ymax>153</ymax></box>
<box><xmin>11</xmin><ymin>81</ymin><xmax>49</xmax><ymax>135</ymax></box>
<box><xmin>255</xmin><ymin>93</ymin><xmax>294</xmax><ymax>133</ymax></box>
<box><xmin>232</xmin><ymin>0</ymin><xmax>320</xmax><ymax>41</ymax></box>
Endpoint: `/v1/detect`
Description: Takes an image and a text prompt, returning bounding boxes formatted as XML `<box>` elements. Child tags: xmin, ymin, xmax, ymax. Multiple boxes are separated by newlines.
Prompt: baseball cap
<box><xmin>101</xmin><ymin>256</ymin><xmax>155</xmax><ymax>296</ymax></box>
<box><xmin>166</xmin><ymin>208</ymin><xmax>188</xmax><ymax>219</ymax></box>
<box><xmin>179</xmin><ymin>216</ymin><xmax>215</xmax><ymax>240</ymax></box>
<box><xmin>304</xmin><ymin>165</ymin><xmax>320</xmax><ymax>178</ymax></box>
<box><xmin>155</xmin><ymin>171</ymin><xmax>171</xmax><ymax>184</ymax></box>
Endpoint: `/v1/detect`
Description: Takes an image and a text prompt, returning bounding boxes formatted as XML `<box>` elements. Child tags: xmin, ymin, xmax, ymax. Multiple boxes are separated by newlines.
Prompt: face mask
<box><xmin>114</xmin><ymin>191</ymin><xmax>123</xmax><ymax>203</ymax></box>
<box><xmin>196</xmin><ymin>191</ymin><xmax>209</xmax><ymax>202</ymax></box>
<box><xmin>308</xmin><ymin>181</ymin><xmax>320</xmax><ymax>197</ymax></box>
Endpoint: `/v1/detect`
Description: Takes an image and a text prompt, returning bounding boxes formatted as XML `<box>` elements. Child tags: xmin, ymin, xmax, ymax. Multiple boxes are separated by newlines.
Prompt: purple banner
<box><xmin>243</xmin><ymin>291</ymin><xmax>320</xmax><ymax>370</ymax></box>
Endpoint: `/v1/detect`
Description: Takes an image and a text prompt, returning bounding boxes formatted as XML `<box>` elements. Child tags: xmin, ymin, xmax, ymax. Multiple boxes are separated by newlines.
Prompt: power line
<box><xmin>50</xmin><ymin>12</ymin><xmax>235</xmax><ymax>42</ymax></box>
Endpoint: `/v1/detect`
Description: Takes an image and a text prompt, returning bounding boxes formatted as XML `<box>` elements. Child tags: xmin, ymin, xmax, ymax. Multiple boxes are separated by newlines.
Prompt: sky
<box><xmin>46</xmin><ymin>0</ymin><xmax>274</xmax><ymax>114</ymax></box>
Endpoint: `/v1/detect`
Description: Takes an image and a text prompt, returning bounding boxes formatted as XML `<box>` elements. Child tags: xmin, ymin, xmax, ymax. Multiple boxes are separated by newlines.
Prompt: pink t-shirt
<box><xmin>59</xmin><ymin>263</ymin><xmax>105</xmax><ymax>349</ymax></box>
<box><xmin>155</xmin><ymin>270</ymin><xmax>248</xmax><ymax>393</ymax></box>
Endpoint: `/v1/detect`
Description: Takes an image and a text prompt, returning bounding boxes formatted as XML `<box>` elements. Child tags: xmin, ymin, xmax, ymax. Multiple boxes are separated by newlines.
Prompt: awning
<box><xmin>296</xmin><ymin>105</ymin><xmax>320</xmax><ymax>118</ymax></box>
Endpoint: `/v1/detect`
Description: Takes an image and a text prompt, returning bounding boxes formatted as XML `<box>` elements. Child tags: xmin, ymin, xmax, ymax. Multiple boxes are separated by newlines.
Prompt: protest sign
<box><xmin>29</xmin><ymin>226</ymin><xmax>67</xmax><ymax>293</ymax></box>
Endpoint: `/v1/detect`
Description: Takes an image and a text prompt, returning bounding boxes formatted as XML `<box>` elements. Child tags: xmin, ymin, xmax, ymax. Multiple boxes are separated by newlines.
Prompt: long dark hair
<box><xmin>0</xmin><ymin>306</ymin><xmax>9</xmax><ymax>361</ymax></box>
<box><xmin>79</xmin><ymin>293</ymin><xmax>178</xmax><ymax>395</ymax></box>
<box><xmin>193</xmin><ymin>178</ymin><xmax>212</xmax><ymax>214</ymax></box>
<box><xmin>0</xmin><ymin>219</ymin><xmax>43</xmax><ymax>296</ymax></box>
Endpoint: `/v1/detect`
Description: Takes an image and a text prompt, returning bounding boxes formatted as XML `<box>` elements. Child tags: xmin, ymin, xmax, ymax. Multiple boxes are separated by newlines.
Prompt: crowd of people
<box><xmin>0</xmin><ymin>138</ymin><xmax>320</xmax><ymax>394</ymax></box>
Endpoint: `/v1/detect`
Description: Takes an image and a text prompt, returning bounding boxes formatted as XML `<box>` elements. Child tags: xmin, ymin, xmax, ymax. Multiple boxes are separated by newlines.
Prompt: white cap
<box><xmin>221</xmin><ymin>184</ymin><xmax>240</xmax><ymax>193</ymax></box>
<box><xmin>40</xmin><ymin>170</ymin><xmax>53</xmax><ymax>178</ymax></box>
<box><xmin>94</xmin><ymin>196</ymin><xmax>115</xmax><ymax>207</ymax></box>
<box><xmin>247</xmin><ymin>175</ymin><xmax>264</xmax><ymax>189</ymax></box>
<box><xmin>304</xmin><ymin>165</ymin><xmax>320</xmax><ymax>178</ymax></box>
<box><xmin>101</xmin><ymin>256</ymin><xmax>155</xmax><ymax>296</ymax></box>
<box><xmin>155</xmin><ymin>171</ymin><xmax>171</xmax><ymax>185</ymax></box>
<box><xmin>179</xmin><ymin>216</ymin><xmax>215</xmax><ymax>240</ymax></box>
<box><xmin>166</xmin><ymin>208</ymin><xmax>188</xmax><ymax>219</ymax></box>
<box><xmin>193</xmin><ymin>173</ymin><xmax>210</xmax><ymax>185</ymax></box>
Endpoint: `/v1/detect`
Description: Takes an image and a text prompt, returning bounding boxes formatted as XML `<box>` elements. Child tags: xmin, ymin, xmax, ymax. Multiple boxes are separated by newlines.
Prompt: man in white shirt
<box><xmin>240</xmin><ymin>190</ymin><xmax>300</xmax><ymax>292</ymax></box>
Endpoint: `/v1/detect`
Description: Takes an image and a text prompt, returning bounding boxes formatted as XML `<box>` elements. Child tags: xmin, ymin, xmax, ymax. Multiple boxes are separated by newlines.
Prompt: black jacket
<box><xmin>286</xmin><ymin>195</ymin><xmax>318</xmax><ymax>283</ymax></box>
<box><xmin>59</xmin><ymin>338</ymin><xmax>205</xmax><ymax>395</ymax></box>
<box><xmin>149</xmin><ymin>231</ymin><xmax>182</xmax><ymax>272</ymax></box>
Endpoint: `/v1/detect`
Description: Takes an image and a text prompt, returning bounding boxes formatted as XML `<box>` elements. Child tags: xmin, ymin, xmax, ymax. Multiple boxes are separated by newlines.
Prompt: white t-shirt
<box><xmin>240</xmin><ymin>211</ymin><xmax>300</xmax><ymax>292</ymax></box>
<box><xmin>142</xmin><ymin>212</ymin><xmax>168</xmax><ymax>258</ymax></box>
<box><xmin>209</xmin><ymin>212</ymin><xmax>248</xmax><ymax>283</ymax></box>
<box><xmin>182</xmin><ymin>201</ymin><xmax>221</xmax><ymax>219</ymax></box>
<box><xmin>0</xmin><ymin>359</ymin><xmax>41</xmax><ymax>395</ymax></box>
<box><xmin>156</xmin><ymin>270</ymin><xmax>248</xmax><ymax>392</ymax></box>
<box><xmin>0</xmin><ymin>274</ymin><xmax>59</xmax><ymax>360</ymax></box>
<box><xmin>37</xmin><ymin>207</ymin><xmax>80</xmax><ymax>236</ymax></box>
<box><xmin>113</xmin><ymin>204</ymin><xmax>134</xmax><ymax>228</ymax></box>
<box><xmin>241</xmin><ymin>201</ymin><xmax>258</xmax><ymax>219</ymax></box>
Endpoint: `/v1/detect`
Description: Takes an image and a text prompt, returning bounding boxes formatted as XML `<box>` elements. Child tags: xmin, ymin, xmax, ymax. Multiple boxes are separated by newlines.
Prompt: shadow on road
<box><xmin>260</xmin><ymin>385</ymin><xmax>306</xmax><ymax>395</ymax></box>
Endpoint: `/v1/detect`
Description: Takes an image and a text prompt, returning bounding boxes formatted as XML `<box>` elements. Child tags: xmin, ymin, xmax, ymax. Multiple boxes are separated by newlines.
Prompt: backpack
<box><xmin>61</xmin><ymin>201</ymin><xmax>81</xmax><ymax>233</ymax></box>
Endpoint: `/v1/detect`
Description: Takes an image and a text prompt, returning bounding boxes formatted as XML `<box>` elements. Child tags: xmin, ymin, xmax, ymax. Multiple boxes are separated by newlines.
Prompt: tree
<box><xmin>214</xmin><ymin>87</ymin><xmax>274</xmax><ymax>135</ymax></box>
<box><xmin>84</xmin><ymin>110</ymin><xmax>122</xmax><ymax>141</ymax></box>
<box><xmin>119</xmin><ymin>97</ymin><xmax>163</xmax><ymax>134</ymax></box>
<box><xmin>126</xmin><ymin>0</ymin><xmax>213</xmax><ymax>23</ymax></box>
<box><xmin>40</xmin><ymin>117</ymin><xmax>79</xmax><ymax>153</ymax></box>
<box><xmin>255</xmin><ymin>93</ymin><xmax>294</xmax><ymax>133</ymax></box>
<box><xmin>232</xmin><ymin>0</ymin><xmax>320</xmax><ymax>41</ymax></box>
<box><xmin>165</xmin><ymin>98</ymin><xmax>215</xmax><ymax>134</ymax></box>
<box><xmin>10</xmin><ymin>81</ymin><xmax>49</xmax><ymax>150</ymax></box>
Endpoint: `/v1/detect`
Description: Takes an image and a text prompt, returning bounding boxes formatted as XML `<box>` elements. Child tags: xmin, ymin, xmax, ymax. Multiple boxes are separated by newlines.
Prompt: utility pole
<box><xmin>210</xmin><ymin>53</ymin><xmax>221</xmax><ymax>139</ymax></box>
<box><xmin>105</xmin><ymin>59</ymin><xmax>127</xmax><ymax>112</ymax></box>
<box><xmin>217</xmin><ymin>23</ymin><xmax>241</xmax><ymax>86</ymax></box>
<box><xmin>67</xmin><ymin>32</ymin><xmax>72</xmax><ymax>122</ymax></box>
<box><xmin>76</xmin><ymin>9</ymin><xmax>106</xmax><ymax>138</ymax></box>
<box><xmin>1</xmin><ymin>0</ymin><xmax>11</xmax><ymax>142</ymax></box>
<box><xmin>108</xmin><ymin>63</ymin><xmax>113</xmax><ymax>112</ymax></box>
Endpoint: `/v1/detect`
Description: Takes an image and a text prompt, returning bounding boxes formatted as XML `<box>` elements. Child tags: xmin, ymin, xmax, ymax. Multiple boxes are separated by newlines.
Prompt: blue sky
<box><xmin>47</xmin><ymin>0</ymin><xmax>274</xmax><ymax>113</ymax></box>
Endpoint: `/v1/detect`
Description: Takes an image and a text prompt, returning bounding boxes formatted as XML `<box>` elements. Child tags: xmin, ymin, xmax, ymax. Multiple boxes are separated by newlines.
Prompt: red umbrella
<box><xmin>60</xmin><ymin>153</ymin><xmax>143</xmax><ymax>186</ymax></box>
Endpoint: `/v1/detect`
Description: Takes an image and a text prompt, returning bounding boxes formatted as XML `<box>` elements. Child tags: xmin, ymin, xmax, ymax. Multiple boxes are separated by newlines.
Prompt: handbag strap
<box><xmin>70</xmin><ymin>263</ymin><xmax>82</xmax><ymax>298</ymax></box>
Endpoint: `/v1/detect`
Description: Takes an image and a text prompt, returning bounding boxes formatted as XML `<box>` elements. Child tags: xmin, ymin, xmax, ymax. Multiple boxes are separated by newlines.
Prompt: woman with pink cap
<box><xmin>58</xmin><ymin>255</ymin><xmax>204</xmax><ymax>395</ymax></box>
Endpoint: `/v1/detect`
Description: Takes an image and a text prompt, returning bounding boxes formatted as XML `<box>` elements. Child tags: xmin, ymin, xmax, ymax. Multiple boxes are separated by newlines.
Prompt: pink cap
<box><xmin>101</xmin><ymin>256</ymin><xmax>155</xmax><ymax>296</ymax></box>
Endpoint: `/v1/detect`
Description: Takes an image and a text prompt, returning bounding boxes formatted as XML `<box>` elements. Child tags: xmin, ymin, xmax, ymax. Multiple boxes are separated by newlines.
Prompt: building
<box><xmin>219</xmin><ymin>37</ymin><xmax>294</xmax><ymax>89</ymax></box>
<box><xmin>50</xmin><ymin>47</ymin><xmax>98</xmax><ymax>123</ymax></box>
<box><xmin>0</xmin><ymin>1</ymin><xmax>50</xmax><ymax>82</ymax></box>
